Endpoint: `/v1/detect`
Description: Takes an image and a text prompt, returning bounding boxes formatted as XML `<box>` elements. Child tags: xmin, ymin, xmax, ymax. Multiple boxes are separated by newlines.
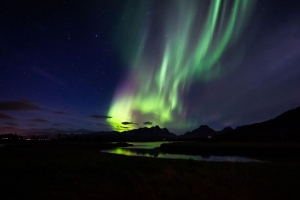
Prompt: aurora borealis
<box><xmin>1</xmin><ymin>0</ymin><xmax>300</xmax><ymax>135</ymax></box>
<box><xmin>108</xmin><ymin>0</ymin><xmax>256</xmax><ymax>132</ymax></box>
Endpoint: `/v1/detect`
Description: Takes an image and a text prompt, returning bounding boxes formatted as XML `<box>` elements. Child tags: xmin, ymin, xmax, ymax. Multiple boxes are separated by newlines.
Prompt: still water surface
<box><xmin>101</xmin><ymin>142</ymin><xmax>264</xmax><ymax>162</ymax></box>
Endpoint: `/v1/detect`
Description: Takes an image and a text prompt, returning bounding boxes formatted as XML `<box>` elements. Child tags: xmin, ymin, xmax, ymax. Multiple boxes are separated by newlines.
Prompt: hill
<box><xmin>215</xmin><ymin>106</ymin><xmax>300</xmax><ymax>141</ymax></box>
<box><xmin>180</xmin><ymin>125</ymin><xmax>217</xmax><ymax>139</ymax></box>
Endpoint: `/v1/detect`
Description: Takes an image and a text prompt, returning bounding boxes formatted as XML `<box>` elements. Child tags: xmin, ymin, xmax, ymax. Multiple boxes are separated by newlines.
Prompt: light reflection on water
<box><xmin>123</xmin><ymin>142</ymin><xmax>169</xmax><ymax>149</ymax></box>
<box><xmin>101</xmin><ymin>142</ymin><xmax>265</xmax><ymax>163</ymax></box>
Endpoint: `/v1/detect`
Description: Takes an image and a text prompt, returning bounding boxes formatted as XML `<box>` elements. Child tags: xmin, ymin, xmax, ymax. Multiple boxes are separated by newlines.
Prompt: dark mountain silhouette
<box><xmin>180</xmin><ymin>125</ymin><xmax>216</xmax><ymax>139</ymax></box>
<box><xmin>121</xmin><ymin>125</ymin><xmax>177</xmax><ymax>141</ymax></box>
<box><xmin>215</xmin><ymin>106</ymin><xmax>300</xmax><ymax>141</ymax></box>
<box><xmin>51</xmin><ymin>106</ymin><xmax>300</xmax><ymax>142</ymax></box>
<box><xmin>58</xmin><ymin>125</ymin><xmax>177</xmax><ymax>141</ymax></box>
<box><xmin>220</xmin><ymin>126</ymin><xmax>233</xmax><ymax>133</ymax></box>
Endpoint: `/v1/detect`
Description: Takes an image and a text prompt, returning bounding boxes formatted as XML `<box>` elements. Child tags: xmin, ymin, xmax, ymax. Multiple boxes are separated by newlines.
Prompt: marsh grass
<box><xmin>0</xmin><ymin>141</ymin><xmax>299</xmax><ymax>199</ymax></box>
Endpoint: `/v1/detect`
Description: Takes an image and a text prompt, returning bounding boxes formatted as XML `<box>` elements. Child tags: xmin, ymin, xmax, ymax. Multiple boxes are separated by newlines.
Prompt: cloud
<box><xmin>41</xmin><ymin>128</ymin><xmax>57</xmax><ymax>131</ymax></box>
<box><xmin>3</xmin><ymin>122</ymin><xmax>18</xmax><ymax>126</ymax></box>
<box><xmin>53</xmin><ymin>110</ymin><xmax>68</xmax><ymax>114</ymax></box>
<box><xmin>0</xmin><ymin>126</ymin><xmax>15</xmax><ymax>130</ymax></box>
<box><xmin>27</xmin><ymin>124</ymin><xmax>36</xmax><ymax>127</ymax></box>
<box><xmin>121</xmin><ymin>122</ymin><xmax>132</xmax><ymax>125</ymax></box>
<box><xmin>19</xmin><ymin>98</ymin><xmax>32</xmax><ymax>103</ymax></box>
<box><xmin>30</xmin><ymin>118</ymin><xmax>48</xmax><ymax>123</ymax></box>
<box><xmin>52</xmin><ymin>123</ymin><xmax>66</xmax><ymax>126</ymax></box>
<box><xmin>122</xmin><ymin>126</ymin><xmax>128</xmax><ymax>128</ymax></box>
<box><xmin>143</xmin><ymin>121</ymin><xmax>153</xmax><ymax>125</ymax></box>
<box><xmin>0</xmin><ymin>112</ymin><xmax>15</xmax><ymax>119</ymax></box>
<box><xmin>0</xmin><ymin>101</ymin><xmax>40</xmax><ymax>111</ymax></box>
<box><xmin>121</xmin><ymin>122</ymin><xmax>139</xmax><ymax>125</ymax></box>
<box><xmin>90</xmin><ymin>115</ymin><xmax>112</xmax><ymax>119</ymax></box>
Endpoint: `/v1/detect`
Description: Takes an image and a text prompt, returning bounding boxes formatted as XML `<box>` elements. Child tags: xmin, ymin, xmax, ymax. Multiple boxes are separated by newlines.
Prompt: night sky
<box><xmin>1</xmin><ymin>0</ymin><xmax>300</xmax><ymax>136</ymax></box>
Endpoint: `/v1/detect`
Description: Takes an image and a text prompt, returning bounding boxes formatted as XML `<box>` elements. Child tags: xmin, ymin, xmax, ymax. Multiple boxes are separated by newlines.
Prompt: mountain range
<box><xmin>214</xmin><ymin>106</ymin><xmax>300</xmax><ymax>141</ymax></box>
<box><xmin>53</xmin><ymin>106</ymin><xmax>300</xmax><ymax>142</ymax></box>
<box><xmin>180</xmin><ymin>106</ymin><xmax>300</xmax><ymax>141</ymax></box>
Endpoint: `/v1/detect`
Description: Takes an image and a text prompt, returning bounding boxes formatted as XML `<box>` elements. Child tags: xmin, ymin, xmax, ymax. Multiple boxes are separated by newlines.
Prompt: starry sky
<box><xmin>1</xmin><ymin>0</ymin><xmax>300</xmax><ymax>136</ymax></box>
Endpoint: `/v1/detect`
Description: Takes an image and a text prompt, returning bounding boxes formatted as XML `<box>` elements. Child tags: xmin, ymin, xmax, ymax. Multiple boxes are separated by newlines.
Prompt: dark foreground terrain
<box><xmin>161</xmin><ymin>141</ymin><xmax>300</xmax><ymax>161</ymax></box>
<box><xmin>0</xmin><ymin>141</ymin><xmax>299</xmax><ymax>200</ymax></box>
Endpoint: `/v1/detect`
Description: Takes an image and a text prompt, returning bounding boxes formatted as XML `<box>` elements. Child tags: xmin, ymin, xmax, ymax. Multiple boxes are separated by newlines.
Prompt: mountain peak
<box><xmin>182</xmin><ymin>124</ymin><xmax>216</xmax><ymax>138</ymax></box>
<box><xmin>215</xmin><ymin>106</ymin><xmax>300</xmax><ymax>142</ymax></box>
<box><xmin>198</xmin><ymin>125</ymin><xmax>212</xmax><ymax>129</ymax></box>
<box><xmin>221</xmin><ymin>126</ymin><xmax>233</xmax><ymax>132</ymax></box>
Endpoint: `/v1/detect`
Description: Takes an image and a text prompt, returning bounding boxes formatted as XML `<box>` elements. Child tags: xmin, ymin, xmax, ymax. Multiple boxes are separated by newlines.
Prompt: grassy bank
<box><xmin>0</xmin><ymin>141</ymin><xmax>299</xmax><ymax>199</ymax></box>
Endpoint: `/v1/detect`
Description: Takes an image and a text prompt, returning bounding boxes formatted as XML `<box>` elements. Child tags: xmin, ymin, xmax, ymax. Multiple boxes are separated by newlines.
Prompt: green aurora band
<box><xmin>107</xmin><ymin>0</ymin><xmax>256</xmax><ymax>133</ymax></box>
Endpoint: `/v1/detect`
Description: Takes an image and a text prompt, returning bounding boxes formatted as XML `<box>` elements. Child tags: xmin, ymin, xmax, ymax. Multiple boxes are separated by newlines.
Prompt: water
<box><xmin>101</xmin><ymin>142</ymin><xmax>265</xmax><ymax>163</ymax></box>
